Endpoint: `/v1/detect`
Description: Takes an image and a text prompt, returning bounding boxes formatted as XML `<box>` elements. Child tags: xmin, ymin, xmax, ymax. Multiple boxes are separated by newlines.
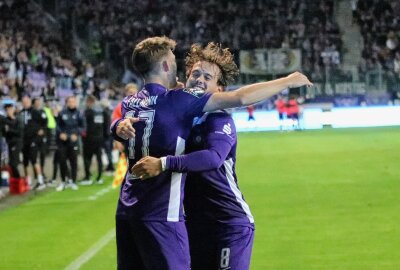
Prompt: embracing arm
<box><xmin>131</xmin><ymin>140</ymin><xmax>231</xmax><ymax>179</ymax></box>
<box><xmin>166</xmin><ymin>138</ymin><xmax>232</xmax><ymax>172</ymax></box>
<box><xmin>203</xmin><ymin>72</ymin><xmax>312</xmax><ymax>112</ymax></box>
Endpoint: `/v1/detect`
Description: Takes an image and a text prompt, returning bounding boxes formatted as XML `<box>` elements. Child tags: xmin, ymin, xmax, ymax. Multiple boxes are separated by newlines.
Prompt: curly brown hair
<box><xmin>132</xmin><ymin>36</ymin><xmax>177</xmax><ymax>76</ymax></box>
<box><xmin>185</xmin><ymin>42</ymin><xmax>239</xmax><ymax>86</ymax></box>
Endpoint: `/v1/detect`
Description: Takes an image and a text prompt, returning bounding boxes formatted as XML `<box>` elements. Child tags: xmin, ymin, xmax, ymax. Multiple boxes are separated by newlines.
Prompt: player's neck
<box><xmin>144</xmin><ymin>75</ymin><xmax>169</xmax><ymax>89</ymax></box>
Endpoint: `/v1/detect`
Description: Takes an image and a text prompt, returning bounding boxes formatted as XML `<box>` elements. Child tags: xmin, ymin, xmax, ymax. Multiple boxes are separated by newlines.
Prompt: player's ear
<box><xmin>162</xmin><ymin>61</ymin><xmax>169</xmax><ymax>72</ymax></box>
<box><xmin>217</xmin><ymin>85</ymin><xmax>224</xmax><ymax>92</ymax></box>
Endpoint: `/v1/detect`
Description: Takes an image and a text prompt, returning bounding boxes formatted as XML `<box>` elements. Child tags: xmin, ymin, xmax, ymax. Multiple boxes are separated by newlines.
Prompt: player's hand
<box><xmin>117</xmin><ymin>117</ymin><xmax>139</xmax><ymax>140</ymax></box>
<box><xmin>70</xmin><ymin>134</ymin><xmax>78</xmax><ymax>142</ymax></box>
<box><xmin>59</xmin><ymin>133</ymin><xmax>68</xmax><ymax>141</ymax></box>
<box><xmin>131</xmin><ymin>156</ymin><xmax>162</xmax><ymax>180</ymax></box>
<box><xmin>285</xmin><ymin>72</ymin><xmax>313</xmax><ymax>88</ymax></box>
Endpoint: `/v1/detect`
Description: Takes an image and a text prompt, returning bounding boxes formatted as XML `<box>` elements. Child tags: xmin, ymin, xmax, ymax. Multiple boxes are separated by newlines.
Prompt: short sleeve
<box><xmin>170</xmin><ymin>88</ymin><xmax>212</xmax><ymax>119</ymax></box>
<box><xmin>205</xmin><ymin>113</ymin><xmax>236</xmax><ymax>148</ymax></box>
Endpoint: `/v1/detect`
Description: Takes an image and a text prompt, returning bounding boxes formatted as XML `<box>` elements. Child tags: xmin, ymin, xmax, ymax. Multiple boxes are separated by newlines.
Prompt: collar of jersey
<box><xmin>144</xmin><ymin>83</ymin><xmax>168</xmax><ymax>95</ymax></box>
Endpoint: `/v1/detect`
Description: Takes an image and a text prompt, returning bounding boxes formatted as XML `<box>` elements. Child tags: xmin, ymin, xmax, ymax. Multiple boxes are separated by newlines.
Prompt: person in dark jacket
<box><xmin>101</xmin><ymin>99</ymin><xmax>114</xmax><ymax>173</ymax></box>
<box><xmin>20</xmin><ymin>96</ymin><xmax>46</xmax><ymax>190</ymax></box>
<box><xmin>55</xmin><ymin>96</ymin><xmax>84</xmax><ymax>191</ymax></box>
<box><xmin>32</xmin><ymin>98</ymin><xmax>48</xmax><ymax>180</ymax></box>
<box><xmin>3</xmin><ymin>104</ymin><xmax>23</xmax><ymax>178</ymax></box>
<box><xmin>81</xmin><ymin>95</ymin><xmax>105</xmax><ymax>185</ymax></box>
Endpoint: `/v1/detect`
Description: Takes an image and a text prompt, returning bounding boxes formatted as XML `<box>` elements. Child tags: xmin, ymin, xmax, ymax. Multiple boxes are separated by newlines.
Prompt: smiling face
<box><xmin>186</xmin><ymin>61</ymin><xmax>223</xmax><ymax>93</ymax></box>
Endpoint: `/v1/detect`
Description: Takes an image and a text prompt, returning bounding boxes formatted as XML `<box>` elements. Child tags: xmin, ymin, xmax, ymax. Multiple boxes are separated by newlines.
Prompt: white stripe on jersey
<box><xmin>224</xmin><ymin>158</ymin><xmax>254</xmax><ymax>223</ymax></box>
<box><xmin>167</xmin><ymin>136</ymin><xmax>186</xmax><ymax>222</ymax></box>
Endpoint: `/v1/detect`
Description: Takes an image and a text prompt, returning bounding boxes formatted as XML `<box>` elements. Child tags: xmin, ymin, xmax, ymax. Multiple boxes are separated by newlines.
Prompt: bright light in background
<box><xmin>232</xmin><ymin>106</ymin><xmax>400</xmax><ymax>132</ymax></box>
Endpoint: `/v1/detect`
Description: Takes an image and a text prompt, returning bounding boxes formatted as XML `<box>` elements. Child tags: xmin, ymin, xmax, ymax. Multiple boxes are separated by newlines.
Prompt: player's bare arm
<box><xmin>203</xmin><ymin>71</ymin><xmax>312</xmax><ymax>112</ymax></box>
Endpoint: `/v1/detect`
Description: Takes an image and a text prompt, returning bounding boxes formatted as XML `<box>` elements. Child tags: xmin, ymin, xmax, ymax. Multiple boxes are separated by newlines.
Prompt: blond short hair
<box><xmin>124</xmin><ymin>83</ymin><xmax>138</xmax><ymax>96</ymax></box>
<box><xmin>185</xmin><ymin>42</ymin><xmax>239</xmax><ymax>86</ymax></box>
<box><xmin>132</xmin><ymin>36</ymin><xmax>177</xmax><ymax>76</ymax></box>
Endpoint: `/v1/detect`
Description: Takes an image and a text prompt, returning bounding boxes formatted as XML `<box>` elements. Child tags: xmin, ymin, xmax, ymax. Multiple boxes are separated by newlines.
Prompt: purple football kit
<box><xmin>112</xmin><ymin>83</ymin><xmax>211</xmax><ymax>270</ymax></box>
<box><xmin>166</xmin><ymin>111</ymin><xmax>255</xmax><ymax>270</ymax></box>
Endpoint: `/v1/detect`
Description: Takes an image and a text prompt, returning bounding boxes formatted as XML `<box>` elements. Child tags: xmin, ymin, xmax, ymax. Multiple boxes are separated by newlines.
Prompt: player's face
<box><xmin>186</xmin><ymin>61</ymin><xmax>222</xmax><ymax>93</ymax></box>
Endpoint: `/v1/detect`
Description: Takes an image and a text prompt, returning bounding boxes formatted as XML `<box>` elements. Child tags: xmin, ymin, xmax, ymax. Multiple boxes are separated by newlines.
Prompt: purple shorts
<box><xmin>187</xmin><ymin>222</ymin><xmax>255</xmax><ymax>270</ymax></box>
<box><xmin>116</xmin><ymin>217</ymin><xmax>190</xmax><ymax>270</ymax></box>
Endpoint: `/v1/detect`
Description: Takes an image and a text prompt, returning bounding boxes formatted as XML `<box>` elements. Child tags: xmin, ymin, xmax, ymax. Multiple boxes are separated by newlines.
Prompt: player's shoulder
<box><xmin>207</xmin><ymin>110</ymin><xmax>234</xmax><ymax>122</ymax></box>
<box><xmin>206</xmin><ymin>111</ymin><xmax>236</xmax><ymax>132</ymax></box>
<box><xmin>170</xmin><ymin>87</ymin><xmax>206</xmax><ymax>99</ymax></box>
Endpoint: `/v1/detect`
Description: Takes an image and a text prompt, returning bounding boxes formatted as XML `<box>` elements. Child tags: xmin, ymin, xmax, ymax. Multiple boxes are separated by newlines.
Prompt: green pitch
<box><xmin>0</xmin><ymin>127</ymin><xmax>399</xmax><ymax>270</ymax></box>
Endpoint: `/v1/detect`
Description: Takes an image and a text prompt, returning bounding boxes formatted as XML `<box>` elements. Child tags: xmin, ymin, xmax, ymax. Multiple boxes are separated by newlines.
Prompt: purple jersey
<box><xmin>178</xmin><ymin>112</ymin><xmax>254</xmax><ymax>225</ymax></box>
<box><xmin>116</xmin><ymin>83</ymin><xmax>211</xmax><ymax>221</ymax></box>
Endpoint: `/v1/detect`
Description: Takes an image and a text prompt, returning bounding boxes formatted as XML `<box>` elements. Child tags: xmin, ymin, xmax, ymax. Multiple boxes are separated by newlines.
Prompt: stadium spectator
<box><xmin>71</xmin><ymin>0</ymin><xmax>341</xmax><ymax>79</ymax></box>
<box><xmin>357</xmin><ymin>0</ymin><xmax>400</xmax><ymax>78</ymax></box>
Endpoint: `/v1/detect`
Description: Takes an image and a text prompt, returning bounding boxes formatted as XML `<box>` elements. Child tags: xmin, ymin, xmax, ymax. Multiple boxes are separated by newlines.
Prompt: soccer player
<box><xmin>131</xmin><ymin>42</ymin><xmax>252</xmax><ymax>270</ymax></box>
<box><xmin>112</xmin><ymin>36</ymin><xmax>312</xmax><ymax>270</ymax></box>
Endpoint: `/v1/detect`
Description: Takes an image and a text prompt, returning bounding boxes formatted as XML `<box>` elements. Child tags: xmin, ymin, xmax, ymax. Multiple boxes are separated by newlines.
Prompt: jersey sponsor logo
<box><xmin>183</xmin><ymin>87</ymin><xmax>205</xmax><ymax>98</ymax></box>
<box><xmin>222</xmin><ymin>123</ymin><xmax>232</xmax><ymax>135</ymax></box>
<box><xmin>215</xmin><ymin>123</ymin><xmax>233</xmax><ymax>138</ymax></box>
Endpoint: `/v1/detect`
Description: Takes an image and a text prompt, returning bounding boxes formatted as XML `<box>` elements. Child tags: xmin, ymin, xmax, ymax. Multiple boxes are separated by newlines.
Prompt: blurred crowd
<box><xmin>356</xmin><ymin>0</ymin><xmax>400</xmax><ymax>90</ymax></box>
<box><xmin>72</xmin><ymin>0</ymin><xmax>342</xmax><ymax>82</ymax></box>
<box><xmin>0</xmin><ymin>0</ymin><xmax>126</xmax><ymax>103</ymax></box>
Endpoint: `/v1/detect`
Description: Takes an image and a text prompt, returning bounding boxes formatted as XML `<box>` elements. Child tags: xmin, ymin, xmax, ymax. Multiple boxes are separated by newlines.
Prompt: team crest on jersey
<box><xmin>183</xmin><ymin>87</ymin><xmax>205</xmax><ymax>98</ymax></box>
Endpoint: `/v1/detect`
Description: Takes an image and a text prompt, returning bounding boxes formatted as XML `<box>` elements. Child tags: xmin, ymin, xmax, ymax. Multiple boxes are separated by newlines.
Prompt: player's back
<box><xmin>118</xmin><ymin>83</ymin><xmax>211</xmax><ymax>222</ymax></box>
